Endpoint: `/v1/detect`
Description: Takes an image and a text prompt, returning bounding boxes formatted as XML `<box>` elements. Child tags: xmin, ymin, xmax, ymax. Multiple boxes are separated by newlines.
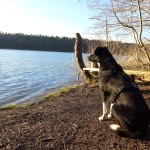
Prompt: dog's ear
<box><xmin>94</xmin><ymin>47</ymin><xmax>109</xmax><ymax>56</ymax></box>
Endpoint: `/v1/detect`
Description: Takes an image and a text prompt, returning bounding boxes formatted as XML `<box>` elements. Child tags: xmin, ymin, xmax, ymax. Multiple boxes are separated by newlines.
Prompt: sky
<box><xmin>0</xmin><ymin>0</ymin><xmax>93</xmax><ymax>38</ymax></box>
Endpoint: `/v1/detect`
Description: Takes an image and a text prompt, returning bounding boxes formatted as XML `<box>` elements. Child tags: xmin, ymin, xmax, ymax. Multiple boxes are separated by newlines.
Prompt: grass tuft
<box><xmin>23</xmin><ymin>102</ymin><xmax>34</xmax><ymax>108</ymax></box>
<box><xmin>0</xmin><ymin>104</ymin><xmax>18</xmax><ymax>110</ymax></box>
<box><xmin>43</xmin><ymin>87</ymin><xmax>73</xmax><ymax>101</ymax></box>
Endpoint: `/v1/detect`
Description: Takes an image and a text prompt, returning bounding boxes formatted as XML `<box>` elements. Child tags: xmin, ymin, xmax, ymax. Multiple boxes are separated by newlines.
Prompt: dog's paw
<box><xmin>110</xmin><ymin>124</ymin><xmax>120</xmax><ymax>131</ymax></box>
<box><xmin>107</xmin><ymin>113</ymin><xmax>112</xmax><ymax>119</ymax></box>
<box><xmin>98</xmin><ymin>115</ymin><xmax>105</xmax><ymax>121</ymax></box>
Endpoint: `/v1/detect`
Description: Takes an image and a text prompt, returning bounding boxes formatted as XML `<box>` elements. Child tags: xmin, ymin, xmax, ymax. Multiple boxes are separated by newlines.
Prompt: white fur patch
<box><xmin>102</xmin><ymin>102</ymin><xmax>107</xmax><ymax>115</ymax></box>
<box><xmin>107</xmin><ymin>114</ymin><xmax>112</xmax><ymax>119</ymax></box>
<box><xmin>98</xmin><ymin>115</ymin><xmax>104</xmax><ymax>121</ymax></box>
<box><xmin>107</xmin><ymin>103</ymin><xmax>114</xmax><ymax>119</ymax></box>
<box><xmin>110</xmin><ymin>124</ymin><xmax>120</xmax><ymax>130</ymax></box>
<box><xmin>98</xmin><ymin>102</ymin><xmax>107</xmax><ymax>122</ymax></box>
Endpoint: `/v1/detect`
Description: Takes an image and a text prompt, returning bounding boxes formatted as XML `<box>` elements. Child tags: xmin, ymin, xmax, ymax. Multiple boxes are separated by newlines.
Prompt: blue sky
<box><xmin>0</xmin><ymin>0</ymin><xmax>93</xmax><ymax>38</ymax></box>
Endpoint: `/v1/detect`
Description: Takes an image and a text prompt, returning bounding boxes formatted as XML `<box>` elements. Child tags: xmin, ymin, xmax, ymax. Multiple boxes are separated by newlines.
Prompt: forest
<box><xmin>0</xmin><ymin>32</ymin><xmax>137</xmax><ymax>53</ymax></box>
<box><xmin>0</xmin><ymin>32</ymin><xmax>149</xmax><ymax>56</ymax></box>
<box><xmin>0</xmin><ymin>32</ymin><xmax>87</xmax><ymax>52</ymax></box>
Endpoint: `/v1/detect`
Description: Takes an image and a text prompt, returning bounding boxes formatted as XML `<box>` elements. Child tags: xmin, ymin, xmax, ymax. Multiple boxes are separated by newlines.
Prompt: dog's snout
<box><xmin>88</xmin><ymin>54</ymin><xmax>98</xmax><ymax>62</ymax></box>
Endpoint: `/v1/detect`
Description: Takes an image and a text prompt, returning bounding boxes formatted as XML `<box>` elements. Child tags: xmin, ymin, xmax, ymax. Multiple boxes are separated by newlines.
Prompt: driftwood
<box><xmin>74</xmin><ymin>33</ymin><xmax>93</xmax><ymax>83</ymax></box>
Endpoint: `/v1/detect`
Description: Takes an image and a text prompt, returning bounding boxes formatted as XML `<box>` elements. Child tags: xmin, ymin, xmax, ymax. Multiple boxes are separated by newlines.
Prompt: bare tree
<box><xmin>88</xmin><ymin>0</ymin><xmax>150</xmax><ymax>70</ymax></box>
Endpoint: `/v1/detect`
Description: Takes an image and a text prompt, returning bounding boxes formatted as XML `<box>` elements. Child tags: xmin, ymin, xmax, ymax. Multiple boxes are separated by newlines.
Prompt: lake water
<box><xmin>0</xmin><ymin>49</ymin><xmax>85</xmax><ymax>106</ymax></box>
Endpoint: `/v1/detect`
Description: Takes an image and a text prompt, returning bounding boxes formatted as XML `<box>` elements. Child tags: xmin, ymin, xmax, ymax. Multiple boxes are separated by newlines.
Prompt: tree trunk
<box><xmin>74</xmin><ymin>33</ymin><xmax>93</xmax><ymax>83</ymax></box>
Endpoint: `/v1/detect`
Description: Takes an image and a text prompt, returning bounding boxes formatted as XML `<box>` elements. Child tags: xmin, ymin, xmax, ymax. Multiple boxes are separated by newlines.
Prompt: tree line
<box><xmin>0</xmin><ymin>32</ymin><xmax>149</xmax><ymax>55</ymax></box>
<box><xmin>0</xmin><ymin>32</ymin><xmax>88</xmax><ymax>52</ymax></box>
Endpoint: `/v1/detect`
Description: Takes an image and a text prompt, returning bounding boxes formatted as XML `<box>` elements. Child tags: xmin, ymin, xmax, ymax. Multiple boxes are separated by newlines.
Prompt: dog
<box><xmin>88</xmin><ymin>47</ymin><xmax>150</xmax><ymax>138</ymax></box>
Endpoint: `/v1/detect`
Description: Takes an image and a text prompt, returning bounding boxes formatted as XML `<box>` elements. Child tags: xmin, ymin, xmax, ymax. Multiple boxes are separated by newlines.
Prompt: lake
<box><xmin>0</xmin><ymin>49</ymin><xmax>86</xmax><ymax>106</ymax></box>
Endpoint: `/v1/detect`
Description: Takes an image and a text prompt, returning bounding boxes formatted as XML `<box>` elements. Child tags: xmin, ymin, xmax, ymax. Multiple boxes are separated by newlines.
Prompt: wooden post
<box><xmin>74</xmin><ymin>33</ymin><xmax>93</xmax><ymax>83</ymax></box>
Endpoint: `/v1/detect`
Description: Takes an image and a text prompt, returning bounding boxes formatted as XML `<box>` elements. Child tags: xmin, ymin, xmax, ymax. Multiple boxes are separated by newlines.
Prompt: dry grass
<box><xmin>125</xmin><ymin>70</ymin><xmax>150</xmax><ymax>82</ymax></box>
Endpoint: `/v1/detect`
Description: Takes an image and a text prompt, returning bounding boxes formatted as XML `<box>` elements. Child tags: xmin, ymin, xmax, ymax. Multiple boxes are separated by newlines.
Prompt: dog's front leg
<box><xmin>98</xmin><ymin>91</ymin><xmax>107</xmax><ymax>121</ymax></box>
<box><xmin>107</xmin><ymin>103</ymin><xmax>114</xmax><ymax>119</ymax></box>
<box><xmin>98</xmin><ymin>101</ymin><xmax>107</xmax><ymax>121</ymax></box>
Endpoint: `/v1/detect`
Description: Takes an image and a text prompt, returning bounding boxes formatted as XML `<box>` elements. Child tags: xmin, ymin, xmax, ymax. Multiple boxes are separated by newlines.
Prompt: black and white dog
<box><xmin>88</xmin><ymin>47</ymin><xmax>150</xmax><ymax>138</ymax></box>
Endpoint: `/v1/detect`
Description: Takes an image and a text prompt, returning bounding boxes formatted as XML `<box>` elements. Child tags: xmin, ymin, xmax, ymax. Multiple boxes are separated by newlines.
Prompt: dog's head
<box><xmin>94</xmin><ymin>47</ymin><xmax>110</xmax><ymax>57</ymax></box>
<box><xmin>88</xmin><ymin>47</ymin><xmax>110</xmax><ymax>63</ymax></box>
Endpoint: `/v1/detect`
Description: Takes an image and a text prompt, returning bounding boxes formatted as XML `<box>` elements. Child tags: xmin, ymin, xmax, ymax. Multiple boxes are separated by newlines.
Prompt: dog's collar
<box><xmin>100</xmin><ymin>70</ymin><xmax>123</xmax><ymax>77</ymax></box>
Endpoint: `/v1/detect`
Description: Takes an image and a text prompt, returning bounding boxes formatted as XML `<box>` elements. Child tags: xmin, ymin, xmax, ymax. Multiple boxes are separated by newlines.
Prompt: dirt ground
<box><xmin>0</xmin><ymin>81</ymin><xmax>150</xmax><ymax>150</ymax></box>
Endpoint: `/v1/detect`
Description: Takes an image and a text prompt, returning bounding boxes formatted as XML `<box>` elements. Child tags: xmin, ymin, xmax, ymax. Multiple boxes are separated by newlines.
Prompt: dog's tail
<box><xmin>114</xmin><ymin>129</ymin><xmax>143</xmax><ymax>139</ymax></box>
<box><xmin>110</xmin><ymin>124</ymin><xmax>150</xmax><ymax>139</ymax></box>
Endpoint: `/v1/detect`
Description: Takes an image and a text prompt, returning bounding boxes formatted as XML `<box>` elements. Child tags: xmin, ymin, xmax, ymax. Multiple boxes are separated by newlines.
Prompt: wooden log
<box><xmin>74</xmin><ymin>33</ymin><xmax>93</xmax><ymax>83</ymax></box>
<box><xmin>83</xmin><ymin>68</ymin><xmax>99</xmax><ymax>72</ymax></box>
